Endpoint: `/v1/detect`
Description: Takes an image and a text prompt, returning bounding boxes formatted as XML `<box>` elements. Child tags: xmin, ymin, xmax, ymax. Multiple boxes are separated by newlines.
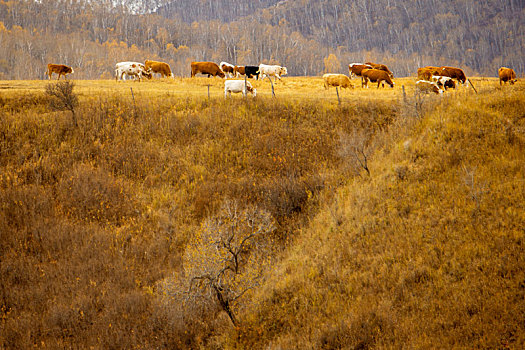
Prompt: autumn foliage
<box><xmin>0</xmin><ymin>78</ymin><xmax>524</xmax><ymax>348</ymax></box>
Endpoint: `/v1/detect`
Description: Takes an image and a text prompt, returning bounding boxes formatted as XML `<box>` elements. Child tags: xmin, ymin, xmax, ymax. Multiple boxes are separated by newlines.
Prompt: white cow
<box><xmin>115</xmin><ymin>62</ymin><xmax>151</xmax><ymax>82</ymax></box>
<box><xmin>259</xmin><ymin>64</ymin><xmax>288</xmax><ymax>81</ymax></box>
<box><xmin>224</xmin><ymin>80</ymin><xmax>256</xmax><ymax>98</ymax></box>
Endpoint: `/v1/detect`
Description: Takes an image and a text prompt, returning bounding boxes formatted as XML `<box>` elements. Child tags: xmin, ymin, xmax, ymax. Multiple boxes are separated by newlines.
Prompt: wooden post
<box><xmin>336</xmin><ymin>86</ymin><xmax>341</xmax><ymax>106</ymax></box>
<box><xmin>244</xmin><ymin>75</ymin><xmax>247</xmax><ymax>99</ymax></box>
<box><xmin>270</xmin><ymin>78</ymin><xmax>275</xmax><ymax>98</ymax></box>
<box><xmin>130</xmin><ymin>87</ymin><xmax>137</xmax><ymax>117</ymax></box>
<box><xmin>468</xmin><ymin>78</ymin><xmax>478</xmax><ymax>94</ymax></box>
<box><xmin>207</xmin><ymin>84</ymin><xmax>210</xmax><ymax>100</ymax></box>
<box><xmin>402</xmin><ymin>85</ymin><xmax>407</xmax><ymax>104</ymax></box>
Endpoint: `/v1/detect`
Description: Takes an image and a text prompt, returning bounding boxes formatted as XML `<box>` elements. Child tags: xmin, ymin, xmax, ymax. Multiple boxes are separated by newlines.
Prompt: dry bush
<box><xmin>57</xmin><ymin>163</ymin><xmax>137</xmax><ymax>225</ymax></box>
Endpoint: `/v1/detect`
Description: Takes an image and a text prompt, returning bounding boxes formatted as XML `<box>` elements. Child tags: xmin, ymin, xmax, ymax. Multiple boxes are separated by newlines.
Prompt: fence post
<box><xmin>244</xmin><ymin>75</ymin><xmax>247</xmax><ymax>99</ymax></box>
<box><xmin>207</xmin><ymin>84</ymin><xmax>210</xmax><ymax>100</ymax></box>
<box><xmin>468</xmin><ymin>78</ymin><xmax>478</xmax><ymax>94</ymax></box>
<box><xmin>336</xmin><ymin>86</ymin><xmax>341</xmax><ymax>105</ymax></box>
<box><xmin>270</xmin><ymin>78</ymin><xmax>275</xmax><ymax>97</ymax></box>
<box><xmin>130</xmin><ymin>87</ymin><xmax>137</xmax><ymax>117</ymax></box>
<box><xmin>402</xmin><ymin>85</ymin><xmax>407</xmax><ymax>104</ymax></box>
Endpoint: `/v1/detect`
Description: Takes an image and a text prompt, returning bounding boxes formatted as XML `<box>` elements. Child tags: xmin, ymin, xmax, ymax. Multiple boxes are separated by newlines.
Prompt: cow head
<box><xmin>280</xmin><ymin>67</ymin><xmax>288</xmax><ymax>76</ymax></box>
<box><xmin>218</xmin><ymin>70</ymin><xmax>226</xmax><ymax>78</ymax></box>
<box><xmin>67</xmin><ymin>66</ymin><xmax>74</xmax><ymax>74</ymax></box>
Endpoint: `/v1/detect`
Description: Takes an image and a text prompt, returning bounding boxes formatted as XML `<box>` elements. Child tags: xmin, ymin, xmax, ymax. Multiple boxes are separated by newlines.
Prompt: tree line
<box><xmin>0</xmin><ymin>0</ymin><xmax>523</xmax><ymax>79</ymax></box>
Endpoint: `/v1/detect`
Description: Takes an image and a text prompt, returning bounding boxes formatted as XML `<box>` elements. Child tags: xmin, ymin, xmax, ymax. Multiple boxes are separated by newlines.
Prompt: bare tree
<box><xmin>159</xmin><ymin>200</ymin><xmax>275</xmax><ymax>327</ymax></box>
<box><xmin>338</xmin><ymin>130</ymin><xmax>372</xmax><ymax>176</ymax></box>
<box><xmin>45</xmin><ymin>81</ymin><xmax>79</xmax><ymax>126</ymax></box>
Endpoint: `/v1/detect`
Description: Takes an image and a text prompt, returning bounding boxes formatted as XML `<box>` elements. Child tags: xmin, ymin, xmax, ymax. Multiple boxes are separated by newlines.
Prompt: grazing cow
<box><xmin>259</xmin><ymin>64</ymin><xmax>287</xmax><ymax>81</ymax></box>
<box><xmin>47</xmin><ymin>64</ymin><xmax>74</xmax><ymax>80</ymax></box>
<box><xmin>361</xmin><ymin>69</ymin><xmax>395</xmax><ymax>88</ymax></box>
<box><xmin>323</xmin><ymin>74</ymin><xmax>353</xmax><ymax>89</ymax></box>
<box><xmin>220</xmin><ymin>62</ymin><xmax>236</xmax><ymax>78</ymax></box>
<box><xmin>416</xmin><ymin>80</ymin><xmax>443</xmax><ymax>94</ymax></box>
<box><xmin>417</xmin><ymin>66</ymin><xmax>441</xmax><ymax>80</ymax></box>
<box><xmin>115</xmin><ymin>62</ymin><xmax>151</xmax><ymax>82</ymax></box>
<box><xmin>432</xmin><ymin>75</ymin><xmax>456</xmax><ymax>90</ymax></box>
<box><xmin>190</xmin><ymin>61</ymin><xmax>225</xmax><ymax>78</ymax></box>
<box><xmin>224</xmin><ymin>80</ymin><xmax>256</xmax><ymax>98</ymax></box>
<box><xmin>244</xmin><ymin>66</ymin><xmax>260</xmax><ymax>79</ymax></box>
<box><xmin>145</xmin><ymin>60</ymin><xmax>174</xmax><ymax>78</ymax></box>
<box><xmin>498</xmin><ymin>67</ymin><xmax>517</xmax><ymax>85</ymax></box>
<box><xmin>348</xmin><ymin>63</ymin><xmax>372</xmax><ymax>79</ymax></box>
<box><xmin>365</xmin><ymin>62</ymin><xmax>394</xmax><ymax>78</ymax></box>
<box><xmin>439</xmin><ymin>66</ymin><xmax>467</xmax><ymax>84</ymax></box>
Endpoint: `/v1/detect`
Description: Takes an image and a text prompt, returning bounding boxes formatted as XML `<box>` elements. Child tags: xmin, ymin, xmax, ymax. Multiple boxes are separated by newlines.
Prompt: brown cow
<box><xmin>417</xmin><ymin>66</ymin><xmax>441</xmax><ymax>80</ymax></box>
<box><xmin>191</xmin><ymin>61</ymin><xmax>225</xmax><ymax>78</ymax></box>
<box><xmin>498</xmin><ymin>67</ymin><xmax>517</xmax><ymax>85</ymax></box>
<box><xmin>145</xmin><ymin>60</ymin><xmax>173</xmax><ymax>78</ymax></box>
<box><xmin>47</xmin><ymin>64</ymin><xmax>74</xmax><ymax>80</ymax></box>
<box><xmin>361</xmin><ymin>69</ymin><xmax>395</xmax><ymax>88</ymax></box>
<box><xmin>348</xmin><ymin>63</ymin><xmax>372</xmax><ymax>79</ymax></box>
<box><xmin>439</xmin><ymin>66</ymin><xmax>467</xmax><ymax>84</ymax></box>
<box><xmin>365</xmin><ymin>62</ymin><xmax>394</xmax><ymax>78</ymax></box>
<box><xmin>323</xmin><ymin>74</ymin><xmax>353</xmax><ymax>89</ymax></box>
<box><xmin>233</xmin><ymin>65</ymin><xmax>245</xmax><ymax>77</ymax></box>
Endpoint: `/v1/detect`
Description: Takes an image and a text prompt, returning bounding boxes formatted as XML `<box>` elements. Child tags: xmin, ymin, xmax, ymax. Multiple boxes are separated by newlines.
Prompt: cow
<box><xmin>361</xmin><ymin>68</ymin><xmax>395</xmax><ymax>88</ymax></box>
<box><xmin>115</xmin><ymin>62</ymin><xmax>151</xmax><ymax>82</ymax></box>
<box><xmin>365</xmin><ymin>62</ymin><xmax>394</xmax><ymax>78</ymax></box>
<box><xmin>439</xmin><ymin>66</ymin><xmax>467</xmax><ymax>84</ymax></box>
<box><xmin>224</xmin><ymin>80</ymin><xmax>256</xmax><ymax>98</ymax></box>
<box><xmin>432</xmin><ymin>75</ymin><xmax>456</xmax><ymax>90</ymax></box>
<box><xmin>416</xmin><ymin>80</ymin><xmax>443</xmax><ymax>95</ymax></box>
<box><xmin>234</xmin><ymin>65</ymin><xmax>259</xmax><ymax>78</ymax></box>
<box><xmin>259</xmin><ymin>64</ymin><xmax>287</xmax><ymax>81</ymax></box>
<box><xmin>220</xmin><ymin>62</ymin><xmax>236</xmax><ymax>78</ymax></box>
<box><xmin>323</xmin><ymin>74</ymin><xmax>353</xmax><ymax>89</ymax></box>
<box><xmin>145</xmin><ymin>60</ymin><xmax>174</xmax><ymax>78</ymax></box>
<box><xmin>47</xmin><ymin>64</ymin><xmax>74</xmax><ymax>80</ymax></box>
<box><xmin>417</xmin><ymin>66</ymin><xmax>441</xmax><ymax>81</ymax></box>
<box><xmin>348</xmin><ymin>63</ymin><xmax>372</xmax><ymax>79</ymax></box>
<box><xmin>498</xmin><ymin>67</ymin><xmax>518</xmax><ymax>85</ymax></box>
<box><xmin>190</xmin><ymin>61</ymin><xmax>225</xmax><ymax>78</ymax></box>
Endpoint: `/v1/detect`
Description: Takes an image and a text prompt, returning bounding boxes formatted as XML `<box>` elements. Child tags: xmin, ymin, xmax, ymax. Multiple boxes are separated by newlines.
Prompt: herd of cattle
<box><xmin>46</xmin><ymin>60</ymin><xmax>519</xmax><ymax>97</ymax></box>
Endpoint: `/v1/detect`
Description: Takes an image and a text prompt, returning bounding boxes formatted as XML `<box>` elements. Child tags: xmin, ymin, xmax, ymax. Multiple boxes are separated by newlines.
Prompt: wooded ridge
<box><xmin>0</xmin><ymin>0</ymin><xmax>523</xmax><ymax>78</ymax></box>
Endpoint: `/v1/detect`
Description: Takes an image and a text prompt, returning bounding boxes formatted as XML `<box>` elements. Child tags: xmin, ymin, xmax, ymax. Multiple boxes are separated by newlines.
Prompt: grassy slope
<box><xmin>1</xmin><ymin>77</ymin><xmax>524</xmax><ymax>348</ymax></box>
<box><xmin>241</xmin><ymin>83</ymin><xmax>525</xmax><ymax>348</ymax></box>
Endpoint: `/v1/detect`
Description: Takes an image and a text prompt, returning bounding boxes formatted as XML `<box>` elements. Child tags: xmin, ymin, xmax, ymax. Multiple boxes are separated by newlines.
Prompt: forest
<box><xmin>0</xmin><ymin>0</ymin><xmax>523</xmax><ymax>79</ymax></box>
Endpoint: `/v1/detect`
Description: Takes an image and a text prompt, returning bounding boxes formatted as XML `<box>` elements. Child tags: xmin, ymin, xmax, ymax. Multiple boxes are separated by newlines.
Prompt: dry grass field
<box><xmin>1</xmin><ymin>75</ymin><xmax>524</xmax><ymax>349</ymax></box>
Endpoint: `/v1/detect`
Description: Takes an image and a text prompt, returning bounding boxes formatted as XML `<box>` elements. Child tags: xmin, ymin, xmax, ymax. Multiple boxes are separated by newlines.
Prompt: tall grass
<box><xmin>0</xmin><ymin>78</ymin><xmax>523</xmax><ymax>348</ymax></box>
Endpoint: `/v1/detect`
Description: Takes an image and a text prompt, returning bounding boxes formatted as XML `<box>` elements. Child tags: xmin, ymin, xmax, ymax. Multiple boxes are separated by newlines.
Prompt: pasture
<box><xmin>1</xmin><ymin>74</ymin><xmax>524</xmax><ymax>349</ymax></box>
<box><xmin>0</xmin><ymin>76</ymin><xmax>501</xmax><ymax>103</ymax></box>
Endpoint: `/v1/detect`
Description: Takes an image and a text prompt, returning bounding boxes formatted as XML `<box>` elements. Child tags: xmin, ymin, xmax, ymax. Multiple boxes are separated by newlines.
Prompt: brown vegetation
<box><xmin>0</xmin><ymin>78</ymin><xmax>524</xmax><ymax>348</ymax></box>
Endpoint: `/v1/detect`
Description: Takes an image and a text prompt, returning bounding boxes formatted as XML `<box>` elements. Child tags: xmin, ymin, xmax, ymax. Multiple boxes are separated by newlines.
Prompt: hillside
<box><xmin>0</xmin><ymin>78</ymin><xmax>524</xmax><ymax>348</ymax></box>
<box><xmin>0</xmin><ymin>0</ymin><xmax>523</xmax><ymax>78</ymax></box>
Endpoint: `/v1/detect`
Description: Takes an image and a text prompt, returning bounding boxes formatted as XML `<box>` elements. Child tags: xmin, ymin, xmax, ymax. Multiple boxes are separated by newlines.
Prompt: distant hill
<box><xmin>156</xmin><ymin>0</ymin><xmax>283</xmax><ymax>23</ymax></box>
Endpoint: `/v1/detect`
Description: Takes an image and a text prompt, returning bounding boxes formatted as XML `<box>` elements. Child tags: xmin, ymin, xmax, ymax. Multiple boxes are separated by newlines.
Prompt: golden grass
<box><xmin>0</xmin><ymin>76</ymin><xmax>523</xmax><ymax>349</ymax></box>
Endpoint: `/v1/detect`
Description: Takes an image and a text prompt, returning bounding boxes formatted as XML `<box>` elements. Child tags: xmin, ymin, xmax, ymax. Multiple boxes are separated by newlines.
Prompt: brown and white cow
<box><xmin>365</xmin><ymin>62</ymin><xmax>394</xmax><ymax>78</ymax></box>
<box><xmin>361</xmin><ymin>69</ymin><xmax>395</xmax><ymax>88</ymax></box>
<box><xmin>191</xmin><ymin>61</ymin><xmax>225</xmax><ymax>78</ymax></box>
<box><xmin>220</xmin><ymin>62</ymin><xmax>236</xmax><ymax>78</ymax></box>
<box><xmin>432</xmin><ymin>75</ymin><xmax>456</xmax><ymax>90</ymax></box>
<box><xmin>417</xmin><ymin>66</ymin><xmax>441</xmax><ymax>81</ymax></box>
<box><xmin>323</xmin><ymin>74</ymin><xmax>353</xmax><ymax>89</ymax></box>
<box><xmin>115</xmin><ymin>62</ymin><xmax>151</xmax><ymax>82</ymax></box>
<box><xmin>145</xmin><ymin>60</ymin><xmax>174</xmax><ymax>78</ymax></box>
<box><xmin>416</xmin><ymin>80</ymin><xmax>443</xmax><ymax>95</ymax></box>
<box><xmin>348</xmin><ymin>63</ymin><xmax>372</xmax><ymax>79</ymax></box>
<box><xmin>439</xmin><ymin>66</ymin><xmax>467</xmax><ymax>84</ymax></box>
<box><xmin>47</xmin><ymin>64</ymin><xmax>74</xmax><ymax>80</ymax></box>
<box><xmin>498</xmin><ymin>67</ymin><xmax>518</xmax><ymax>85</ymax></box>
